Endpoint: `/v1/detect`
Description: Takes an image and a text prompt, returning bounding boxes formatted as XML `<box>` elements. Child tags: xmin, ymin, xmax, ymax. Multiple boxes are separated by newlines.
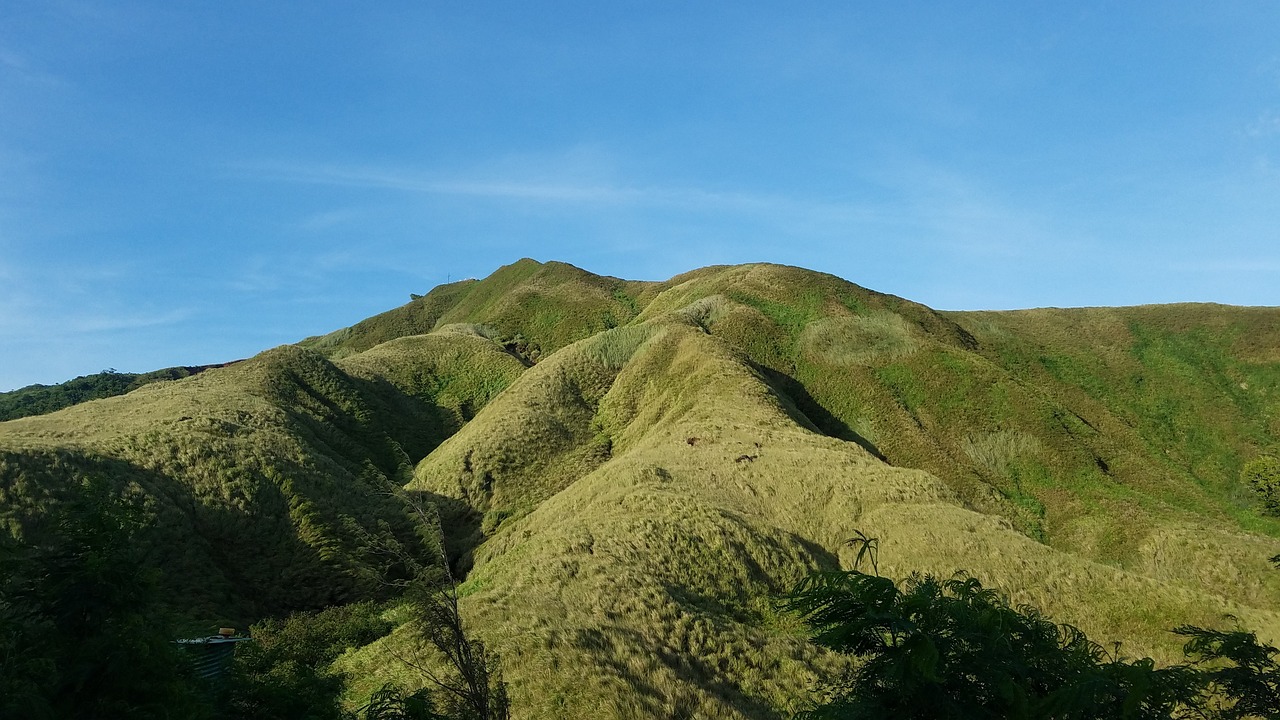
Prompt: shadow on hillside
<box><xmin>0</xmin><ymin>448</ymin><xmax>381</xmax><ymax>629</ymax></box>
<box><xmin>757</xmin><ymin>366</ymin><xmax>888</xmax><ymax>462</ymax></box>
<box><xmin>623</xmin><ymin>526</ymin><xmax>839</xmax><ymax>717</ymax></box>
<box><xmin>575</xmin><ymin>619</ymin><xmax>786</xmax><ymax>719</ymax></box>
<box><xmin>403</xmin><ymin>488</ymin><xmax>484</xmax><ymax>577</ymax></box>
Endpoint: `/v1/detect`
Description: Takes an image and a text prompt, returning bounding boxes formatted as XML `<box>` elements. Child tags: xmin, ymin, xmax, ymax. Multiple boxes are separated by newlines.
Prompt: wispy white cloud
<box><xmin>227</xmin><ymin>247</ymin><xmax>410</xmax><ymax>295</ymax></box>
<box><xmin>229</xmin><ymin>147</ymin><xmax>1143</xmax><ymax>313</ymax></box>
<box><xmin>65</xmin><ymin>308</ymin><xmax>193</xmax><ymax>333</ymax></box>
<box><xmin>239</xmin><ymin>160</ymin><xmax>651</xmax><ymax>204</ymax></box>
<box><xmin>1166</xmin><ymin>258</ymin><xmax>1280</xmax><ymax>274</ymax></box>
<box><xmin>0</xmin><ymin>259</ymin><xmax>192</xmax><ymax>339</ymax></box>
<box><xmin>227</xmin><ymin>255</ymin><xmax>286</xmax><ymax>294</ymax></box>
<box><xmin>1246</xmin><ymin>110</ymin><xmax>1280</xmax><ymax>138</ymax></box>
<box><xmin>294</xmin><ymin>207</ymin><xmax>364</xmax><ymax>233</ymax></box>
<box><xmin>232</xmin><ymin>158</ymin><xmax>919</xmax><ymax>233</ymax></box>
<box><xmin>230</xmin><ymin>152</ymin><xmax>1108</xmax><ymax>299</ymax></box>
<box><xmin>861</xmin><ymin>156</ymin><xmax>1095</xmax><ymax>259</ymax></box>
<box><xmin>0</xmin><ymin>46</ymin><xmax>69</xmax><ymax>89</ymax></box>
<box><xmin>0</xmin><ymin>296</ymin><xmax>191</xmax><ymax>337</ymax></box>
<box><xmin>0</xmin><ymin>299</ymin><xmax>192</xmax><ymax>338</ymax></box>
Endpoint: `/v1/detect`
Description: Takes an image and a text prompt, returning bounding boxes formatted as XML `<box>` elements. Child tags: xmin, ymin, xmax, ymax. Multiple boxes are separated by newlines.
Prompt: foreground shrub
<box><xmin>1243</xmin><ymin>456</ymin><xmax>1280</xmax><ymax>516</ymax></box>
<box><xmin>784</xmin><ymin>569</ymin><xmax>1203</xmax><ymax>719</ymax></box>
<box><xmin>0</xmin><ymin>477</ymin><xmax>212</xmax><ymax>719</ymax></box>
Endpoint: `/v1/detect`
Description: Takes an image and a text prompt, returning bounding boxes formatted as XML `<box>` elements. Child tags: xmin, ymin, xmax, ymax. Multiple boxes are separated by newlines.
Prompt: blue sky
<box><xmin>2</xmin><ymin>1</ymin><xmax>1278</xmax><ymax>391</ymax></box>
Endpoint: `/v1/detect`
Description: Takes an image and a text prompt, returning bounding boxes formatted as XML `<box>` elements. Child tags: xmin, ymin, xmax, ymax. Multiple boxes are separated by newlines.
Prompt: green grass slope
<box><xmin>4</xmin><ymin>259</ymin><xmax>1278</xmax><ymax>718</ymax></box>
<box><xmin>0</xmin><ymin>364</ymin><xmax>232</xmax><ymax>421</ymax></box>
<box><xmin>302</xmin><ymin>258</ymin><xmax>653</xmax><ymax>362</ymax></box>
<box><xmin>0</xmin><ymin>330</ymin><xmax>526</xmax><ymax>626</ymax></box>
<box><xmin>362</xmin><ymin>291</ymin><xmax>1280</xmax><ymax>718</ymax></box>
<box><xmin>627</xmin><ymin>266</ymin><xmax>1280</xmax><ymax>582</ymax></box>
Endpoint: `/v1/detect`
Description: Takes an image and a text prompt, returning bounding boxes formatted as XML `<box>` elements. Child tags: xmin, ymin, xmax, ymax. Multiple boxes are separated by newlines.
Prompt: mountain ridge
<box><xmin>3</xmin><ymin>258</ymin><xmax>1278</xmax><ymax>718</ymax></box>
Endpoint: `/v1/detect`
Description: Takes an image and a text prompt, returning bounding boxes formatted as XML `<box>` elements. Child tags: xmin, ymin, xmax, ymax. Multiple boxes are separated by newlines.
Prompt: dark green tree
<box><xmin>1175</xmin><ymin>624</ymin><xmax>1280</xmax><ymax>720</ymax></box>
<box><xmin>783</xmin><ymin>533</ymin><xmax>1209</xmax><ymax>719</ymax></box>
<box><xmin>395</xmin><ymin>552</ymin><xmax>510</xmax><ymax>720</ymax></box>
<box><xmin>1243</xmin><ymin>456</ymin><xmax>1280</xmax><ymax>516</ymax></box>
<box><xmin>348</xmin><ymin>494</ymin><xmax>510</xmax><ymax>720</ymax></box>
<box><xmin>784</xmin><ymin>569</ymin><xmax>1204</xmax><ymax>719</ymax></box>
<box><xmin>0</xmin><ymin>477</ymin><xmax>212</xmax><ymax>719</ymax></box>
<box><xmin>359</xmin><ymin>683</ymin><xmax>441</xmax><ymax>720</ymax></box>
<box><xmin>223</xmin><ymin>601</ymin><xmax>393</xmax><ymax>720</ymax></box>
<box><xmin>222</xmin><ymin>489</ymin><xmax>508</xmax><ymax>720</ymax></box>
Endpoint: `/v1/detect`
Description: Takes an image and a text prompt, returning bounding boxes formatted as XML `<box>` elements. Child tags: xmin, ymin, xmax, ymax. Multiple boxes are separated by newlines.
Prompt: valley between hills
<box><xmin>3</xmin><ymin>258</ymin><xmax>1279</xmax><ymax>718</ymax></box>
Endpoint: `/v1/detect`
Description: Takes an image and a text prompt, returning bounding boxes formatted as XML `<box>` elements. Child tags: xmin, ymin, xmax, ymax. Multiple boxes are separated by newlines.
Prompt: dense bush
<box><xmin>224</xmin><ymin>493</ymin><xmax>509</xmax><ymax>720</ymax></box>
<box><xmin>0</xmin><ymin>367</ymin><xmax>203</xmax><ymax>421</ymax></box>
<box><xmin>1243</xmin><ymin>456</ymin><xmax>1280</xmax><ymax>516</ymax></box>
<box><xmin>785</xmin><ymin>570</ymin><xmax>1202</xmax><ymax>719</ymax></box>
<box><xmin>1176</xmin><ymin>624</ymin><xmax>1280</xmax><ymax>720</ymax></box>
<box><xmin>0</xmin><ymin>477</ymin><xmax>213</xmax><ymax>719</ymax></box>
<box><xmin>785</xmin><ymin>562</ymin><xmax>1280</xmax><ymax>719</ymax></box>
<box><xmin>223</xmin><ymin>601</ymin><xmax>394</xmax><ymax>720</ymax></box>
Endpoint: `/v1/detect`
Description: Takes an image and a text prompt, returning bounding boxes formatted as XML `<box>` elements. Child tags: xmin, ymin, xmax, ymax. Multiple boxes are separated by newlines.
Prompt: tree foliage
<box><xmin>0</xmin><ymin>477</ymin><xmax>212</xmax><ymax>719</ymax></box>
<box><xmin>1176</xmin><ymin>624</ymin><xmax>1280</xmax><ymax>720</ymax></box>
<box><xmin>359</xmin><ymin>683</ymin><xmax>440</xmax><ymax>719</ymax></box>
<box><xmin>397</xmin><ymin>559</ymin><xmax>510</xmax><ymax>720</ymax></box>
<box><xmin>784</xmin><ymin>570</ymin><xmax>1203</xmax><ymax>719</ymax></box>
<box><xmin>356</xmin><ymin>495</ymin><xmax>511</xmax><ymax>720</ymax></box>
<box><xmin>0</xmin><ymin>367</ymin><xmax>207</xmax><ymax>421</ymax></box>
<box><xmin>785</xmin><ymin>530</ymin><xmax>1280</xmax><ymax>720</ymax></box>
<box><xmin>1243</xmin><ymin>456</ymin><xmax>1280</xmax><ymax>516</ymax></box>
<box><xmin>223</xmin><ymin>601</ymin><xmax>393</xmax><ymax>720</ymax></box>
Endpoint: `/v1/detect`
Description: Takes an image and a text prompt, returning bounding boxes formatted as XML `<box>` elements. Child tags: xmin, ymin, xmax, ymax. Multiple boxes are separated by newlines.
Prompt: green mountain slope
<box><xmin>301</xmin><ymin>258</ymin><xmax>652</xmax><ymax>363</ymax></box>
<box><xmin>3</xmin><ymin>259</ymin><xmax>1278</xmax><ymax>718</ymax></box>
<box><xmin>376</xmin><ymin>271</ymin><xmax>1280</xmax><ymax>717</ymax></box>
<box><xmin>0</xmin><ymin>331</ymin><xmax>525</xmax><ymax>625</ymax></box>
<box><xmin>0</xmin><ymin>364</ymin><xmax>231</xmax><ymax>421</ymax></box>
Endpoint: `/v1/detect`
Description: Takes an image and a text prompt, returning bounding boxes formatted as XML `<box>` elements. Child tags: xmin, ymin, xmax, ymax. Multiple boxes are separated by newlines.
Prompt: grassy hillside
<box><xmin>3</xmin><ymin>259</ymin><xmax>1278</xmax><ymax>718</ymax></box>
<box><xmin>380</xmin><ymin>272</ymin><xmax>1280</xmax><ymax>717</ymax></box>
<box><xmin>0</xmin><ymin>330</ymin><xmax>525</xmax><ymax>626</ymax></box>
<box><xmin>0</xmin><ymin>364</ymin><xmax>231</xmax><ymax>421</ymax></box>
<box><xmin>630</xmin><ymin>266</ymin><xmax>1280</xmax><ymax>567</ymax></box>
<box><xmin>302</xmin><ymin>258</ymin><xmax>653</xmax><ymax>363</ymax></box>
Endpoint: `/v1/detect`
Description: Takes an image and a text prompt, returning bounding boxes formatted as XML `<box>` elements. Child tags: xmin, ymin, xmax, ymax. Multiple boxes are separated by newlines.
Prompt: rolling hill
<box><xmin>3</xmin><ymin>258</ymin><xmax>1278</xmax><ymax>718</ymax></box>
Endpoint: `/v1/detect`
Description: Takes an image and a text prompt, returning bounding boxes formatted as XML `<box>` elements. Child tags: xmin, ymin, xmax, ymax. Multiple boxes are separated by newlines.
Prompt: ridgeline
<box><xmin>3</xmin><ymin>259</ymin><xmax>1278</xmax><ymax>718</ymax></box>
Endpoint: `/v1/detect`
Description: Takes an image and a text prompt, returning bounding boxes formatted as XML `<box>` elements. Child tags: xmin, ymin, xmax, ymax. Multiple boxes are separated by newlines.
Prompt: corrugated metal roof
<box><xmin>175</xmin><ymin>636</ymin><xmax>252</xmax><ymax>681</ymax></box>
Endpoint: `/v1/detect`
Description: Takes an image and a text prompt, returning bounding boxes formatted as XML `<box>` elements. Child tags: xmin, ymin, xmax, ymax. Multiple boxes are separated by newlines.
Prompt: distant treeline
<box><xmin>0</xmin><ymin>364</ymin><xmax>233</xmax><ymax>421</ymax></box>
